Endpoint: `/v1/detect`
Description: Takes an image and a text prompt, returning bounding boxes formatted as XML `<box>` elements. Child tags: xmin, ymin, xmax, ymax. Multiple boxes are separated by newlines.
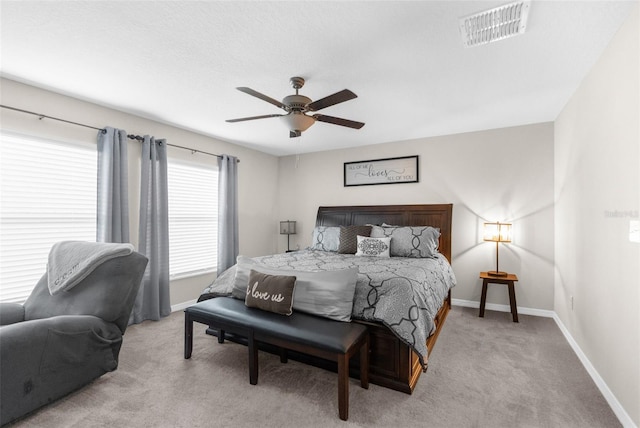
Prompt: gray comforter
<box><xmin>199</xmin><ymin>249</ymin><xmax>456</xmax><ymax>369</ymax></box>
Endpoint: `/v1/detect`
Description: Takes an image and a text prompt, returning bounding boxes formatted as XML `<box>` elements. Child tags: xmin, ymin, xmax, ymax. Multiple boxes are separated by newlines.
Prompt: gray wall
<box><xmin>554</xmin><ymin>6</ymin><xmax>639</xmax><ymax>426</ymax></box>
<box><xmin>276</xmin><ymin>122</ymin><xmax>555</xmax><ymax>312</ymax></box>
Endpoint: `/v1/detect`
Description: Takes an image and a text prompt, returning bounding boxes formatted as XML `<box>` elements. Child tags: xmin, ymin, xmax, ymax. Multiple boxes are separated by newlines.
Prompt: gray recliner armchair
<box><xmin>0</xmin><ymin>249</ymin><xmax>148</xmax><ymax>426</ymax></box>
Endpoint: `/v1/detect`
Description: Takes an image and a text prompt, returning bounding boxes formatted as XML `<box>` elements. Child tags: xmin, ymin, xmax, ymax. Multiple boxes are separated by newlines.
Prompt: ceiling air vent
<box><xmin>459</xmin><ymin>0</ymin><xmax>531</xmax><ymax>48</ymax></box>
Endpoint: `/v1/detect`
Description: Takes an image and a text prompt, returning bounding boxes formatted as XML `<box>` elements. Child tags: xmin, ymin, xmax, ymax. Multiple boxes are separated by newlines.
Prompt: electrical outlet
<box><xmin>630</xmin><ymin>220</ymin><xmax>639</xmax><ymax>243</ymax></box>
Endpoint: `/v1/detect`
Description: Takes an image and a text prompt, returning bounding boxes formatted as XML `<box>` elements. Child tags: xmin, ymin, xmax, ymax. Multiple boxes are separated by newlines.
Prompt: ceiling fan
<box><xmin>226</xmin><ymin>77</ymin><xmax>365</xmax><ymax>138</ymax></box>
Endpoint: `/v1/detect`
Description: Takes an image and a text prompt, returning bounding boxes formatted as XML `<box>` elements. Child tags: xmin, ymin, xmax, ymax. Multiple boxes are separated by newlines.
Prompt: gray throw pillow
<box><xmin>370</xmin><ymin>225</ymin><xmax>440</xmax><ymax>258</ymax></box>
<box><xmin>232</xmin><ymin>256</ymin><xmax>358</xmax><ymax>322</ymax></box>
<box><xmin>310</xmin><ymin>226</ymin><xmax>340</xmax><ymax>252</ymax></box>
<box><xmin>338</xmin><ymin>225</ymin><xmax>372</xmax><ymax>254</ymax></box>
<box><xmin>244</xmin><ymin>270</ymin><xmax>296</xmax><ymax>316</ymax></box>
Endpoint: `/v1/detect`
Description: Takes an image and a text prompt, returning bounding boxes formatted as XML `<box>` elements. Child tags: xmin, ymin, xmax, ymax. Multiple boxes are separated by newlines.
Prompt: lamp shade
<box><xmin>483</xmin><ymin>221</ymin><xmax>512</xmax><ymax>277</ymax></box>
<box><xmin>483</xmin><ymin>222</ymin><xmax>512</xmax><ymax>243</ymax></box>
<box><xmin>280</xmin><ymin>220</ymin><xmax>296</xmax><ymax>235</ymax></box>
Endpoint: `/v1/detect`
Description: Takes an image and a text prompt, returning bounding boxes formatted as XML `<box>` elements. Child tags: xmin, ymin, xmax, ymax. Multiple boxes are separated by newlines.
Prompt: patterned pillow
<box><xmin>355</xmin><ymin>236</ymin><xmax>391</xmax><ymax>257</ymax></box>
<box><xmin>310</xmin><ymin>226</ymin><xmax>341</xmax><ymax>252</ymax></box>
<box><xmin>370</xmin><ymin>225</ymin><xmax>440</xmax><ymax>258</ymax></box>
<box><xmin>244</xmin><ymin>270</ymin><xmax>296</xmax><ymax>315</ymax></box>
<box><xmin>338</xmin><ymin>225</ymin><xmax>372</xmax><ymax>254</ymax></box>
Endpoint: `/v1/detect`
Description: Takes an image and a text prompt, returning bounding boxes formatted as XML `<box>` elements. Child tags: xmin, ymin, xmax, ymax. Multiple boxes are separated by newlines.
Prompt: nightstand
<box><xmin>479</xmin><ymin>272</ymin><xmax>519</xmax><ymax>322</ymax></box>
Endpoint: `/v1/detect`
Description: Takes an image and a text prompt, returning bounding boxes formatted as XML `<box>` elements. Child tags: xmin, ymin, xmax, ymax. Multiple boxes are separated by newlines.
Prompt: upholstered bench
<box><xmin>184</xmin><ymin>296</ymin><xmax>369</xmax><ymax>421</ymax></box>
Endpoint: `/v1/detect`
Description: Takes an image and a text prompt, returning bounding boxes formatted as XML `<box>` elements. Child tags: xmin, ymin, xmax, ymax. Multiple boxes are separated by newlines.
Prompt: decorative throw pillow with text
<box><xmin>244</xmin><ymin>270</ymin><xmax>296</xmax><ymax>316</ymax></box>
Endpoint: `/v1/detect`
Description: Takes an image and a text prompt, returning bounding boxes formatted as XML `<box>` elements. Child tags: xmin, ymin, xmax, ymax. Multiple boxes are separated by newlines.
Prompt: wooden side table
<box><xmin>479</xmin><ymin>272</ymin><xmax>519</xmax><ymax>322</ymax></box>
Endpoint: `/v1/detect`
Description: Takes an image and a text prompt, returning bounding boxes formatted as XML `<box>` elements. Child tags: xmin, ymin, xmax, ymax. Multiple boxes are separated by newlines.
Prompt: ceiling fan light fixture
<box><xmin>228</xmin><ymin>77</ymin><xmax>364</xmax><ymax>138</ymax></box>
<box><xmin>280</xmin><ymin>112</ymin><xmax>315</xmax><ymax>133</ymax></box>
<box><xmin>459</xmin><ymin>0</ymin><xmax>530</xmax><ymax>48</ymax></box>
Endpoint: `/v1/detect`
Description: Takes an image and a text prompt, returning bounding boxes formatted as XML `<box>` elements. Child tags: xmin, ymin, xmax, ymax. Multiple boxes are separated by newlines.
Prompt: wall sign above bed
<box><xmin>344</xmin><ymin>155</ymin><xmax>419</xmax><ymax>186</ymax></box>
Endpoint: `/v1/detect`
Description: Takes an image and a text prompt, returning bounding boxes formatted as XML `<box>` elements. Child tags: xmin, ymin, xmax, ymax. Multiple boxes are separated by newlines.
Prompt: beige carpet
<box><xmin>9</xmin><ymin>306</ymin><xmax>619</xmax><ymax>427</ymax></box>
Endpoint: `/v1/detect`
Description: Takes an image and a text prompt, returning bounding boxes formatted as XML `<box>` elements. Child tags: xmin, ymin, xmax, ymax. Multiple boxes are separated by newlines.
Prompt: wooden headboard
<box><xmin>315</xmin><ymin>204</ymin><xmax>453</xmax><ymax>262</ymax></box>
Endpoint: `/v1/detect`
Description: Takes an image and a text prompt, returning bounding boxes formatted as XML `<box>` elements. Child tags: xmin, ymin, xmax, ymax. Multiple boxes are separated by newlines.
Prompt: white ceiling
<box><xmin>1</xmin><ymin>1</ymin><xmax>636</xmax><ymax>156</ymax></box>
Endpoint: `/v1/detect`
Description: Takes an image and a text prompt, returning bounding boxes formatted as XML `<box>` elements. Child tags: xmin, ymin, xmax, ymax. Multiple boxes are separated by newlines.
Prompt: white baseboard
<box><xmin>451</xmin><ymin>298</ymin><xmax>555</xmax><ymax>318</ymax></box>
<box><xmin>451</xmin><ymin>298</ymin><xmax>636</xmax><ymax>428</ymax></box>
<box><xmin>171</xmin><ymin>299</ymin><xmax>197</xmax><ymax>313</ymax></box>
<box><xmin>552</xmin><ymin>314</ymin><xmax>636</xmax><ymax>428</ymax></box>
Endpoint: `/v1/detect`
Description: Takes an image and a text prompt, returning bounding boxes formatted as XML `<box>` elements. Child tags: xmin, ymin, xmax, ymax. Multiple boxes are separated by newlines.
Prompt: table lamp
<box><xmin>280</xmin><ymin>220</ymin><xmax>296</xmax><ymax>252</ymax></box>
<box><xmin>483</xmin><ymin>222</ymin><xmax>512</xmax><ymax>277</ymax></box>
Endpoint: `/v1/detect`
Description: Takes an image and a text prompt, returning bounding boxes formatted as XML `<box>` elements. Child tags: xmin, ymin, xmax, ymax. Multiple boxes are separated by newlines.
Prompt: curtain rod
<box><xmin>1</xmin><ymin>104</ymin><xmax>105</xmax><ymax>132</ymax></box>
<box><xmin>0</xmin><ymin>104</ymin><xmax>238</xmax><ymax>162</ymax></box>
<box><xmin>125</xmin><ymin>134</ymin><xmax>238</xmax><ymax>161</ymax></box>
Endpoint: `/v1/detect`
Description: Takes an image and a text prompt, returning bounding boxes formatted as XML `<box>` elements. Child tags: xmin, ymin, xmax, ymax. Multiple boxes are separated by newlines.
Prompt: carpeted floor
<box><xmin>9</xmin><ymin>306</ymin><xmax>620</xmax><ymax>427</ymax></box>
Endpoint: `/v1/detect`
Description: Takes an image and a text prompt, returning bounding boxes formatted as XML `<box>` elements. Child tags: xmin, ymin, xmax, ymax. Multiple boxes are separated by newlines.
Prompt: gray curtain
<box><xmin>217</xmin><ymin>154</ymin><xmax>239</xmax><ymax>273</ymax></box>
<box><xmin>97</xmin><ymin>127</ymin><xmax>129</xmax><ymax>243</ymax></box>
<box><xmin>130</xmin><ymin>136</ymin><xmax>171</xmax><ymax>324</ymax></box>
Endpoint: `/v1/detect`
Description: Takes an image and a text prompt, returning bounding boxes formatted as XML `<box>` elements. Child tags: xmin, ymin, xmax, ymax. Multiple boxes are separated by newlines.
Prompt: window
<box><xmin>167</xmin><ymin>157</ymin><xmax>218</xmax><ymax>278</ymax></box>
<box><xmin>0</xmin><ymin>132</ymin><xmax>97</xmax><ymax>303</ymax></box>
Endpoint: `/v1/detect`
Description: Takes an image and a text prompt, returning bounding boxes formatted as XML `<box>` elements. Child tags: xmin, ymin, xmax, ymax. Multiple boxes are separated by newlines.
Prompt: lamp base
<box><xmin>487</xmin><ymin>270</ymin><xmax>509</xmax><ymax>277</ymax></box>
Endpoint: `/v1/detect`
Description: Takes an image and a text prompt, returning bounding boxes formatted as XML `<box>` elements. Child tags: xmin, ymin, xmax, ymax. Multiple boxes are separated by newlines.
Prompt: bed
<box><xmin>199</xmin><ymin>204</ymin><xmax>455</xmax><ymax>394</ymax></box>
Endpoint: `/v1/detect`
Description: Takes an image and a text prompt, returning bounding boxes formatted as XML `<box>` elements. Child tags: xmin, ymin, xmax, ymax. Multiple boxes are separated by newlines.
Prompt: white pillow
<box><xmin>231</xmin><ymin>256</ymin><xmax>358</xmax><ymax>322</ymax></box>
<box><xmin>355</xmin><ymin>236</ymin><xmax>391</xmax><ymax>257</ymax></box>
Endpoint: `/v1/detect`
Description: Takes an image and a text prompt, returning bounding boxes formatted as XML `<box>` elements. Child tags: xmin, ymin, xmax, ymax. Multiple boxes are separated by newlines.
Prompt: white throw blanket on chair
<box><xmin>47</xmin><ymin>241</ymin><xmax>134</xmax><ymax>296</ymax></box>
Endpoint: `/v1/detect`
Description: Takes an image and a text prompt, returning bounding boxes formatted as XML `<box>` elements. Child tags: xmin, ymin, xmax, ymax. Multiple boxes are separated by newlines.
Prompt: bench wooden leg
<box><xmin>360</xmin><ymin>335</ymin><xmax>369</xmax><ymax>389</ymax></box>
<box><xmin>248</xmin><ymin>330</ymin><xmax>258</xmax><ymax>385</ymax></box>
<box><xmin>184</xmin><ymin>313</ymin><xmax>193</xmax><ymax>359</ymax></box>
<box><xmin>337</xmin><ymin>353</ymin><xmax>349</xmax><ymax>421</ymax></box>
<box><xmin>279</xmin><ymin>348</ymin><xmax>288</xmax><ymax>364</ymax></box>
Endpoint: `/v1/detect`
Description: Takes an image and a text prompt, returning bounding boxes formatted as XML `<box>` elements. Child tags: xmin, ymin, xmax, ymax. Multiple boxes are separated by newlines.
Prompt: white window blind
<box><xmin>167</xmin><ymin>158</ymin><xmax>218</xmax><ymax>278</ymax></box>
<box><xmin>0</xmin><ymin>132</ymin><xmax>97</xmax><ymax>303</ymax></box>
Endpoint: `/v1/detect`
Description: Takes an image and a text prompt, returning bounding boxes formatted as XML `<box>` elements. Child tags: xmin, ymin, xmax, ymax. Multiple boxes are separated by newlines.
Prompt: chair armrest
<box><xmin>0</xmin><ymin>303</ymin><xmax>25</xmax><ymax>326</ymax></box>
<box><xmin>0</xmin><ymin>315</ymin><xmax>123</xmax><ymax>425</ymax></box>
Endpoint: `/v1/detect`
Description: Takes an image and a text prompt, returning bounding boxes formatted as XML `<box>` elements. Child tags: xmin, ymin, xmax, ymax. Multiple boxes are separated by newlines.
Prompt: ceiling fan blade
<box><xmin>290</xmin><ymin>130</ymin><xmax>302</xmax><ymax>138</ymax></box>
<box><xmin>236</xmin><ymin>87</ymin><xmax>285</xmax><ymax>109</ymax></box>
<box><xmin>307</xmin><ymin>89</ymin><xmax>357</xmax><ymax>111</ymax></box>
<box><xmin>226</xmin><ymin>114</ymin><xmax>283</xmax><ymax>123</ymax></box>
<box><xmin>313</xmin><ymin>114</ymin><xmax>365</xmax><ymax>129</ymax></box>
